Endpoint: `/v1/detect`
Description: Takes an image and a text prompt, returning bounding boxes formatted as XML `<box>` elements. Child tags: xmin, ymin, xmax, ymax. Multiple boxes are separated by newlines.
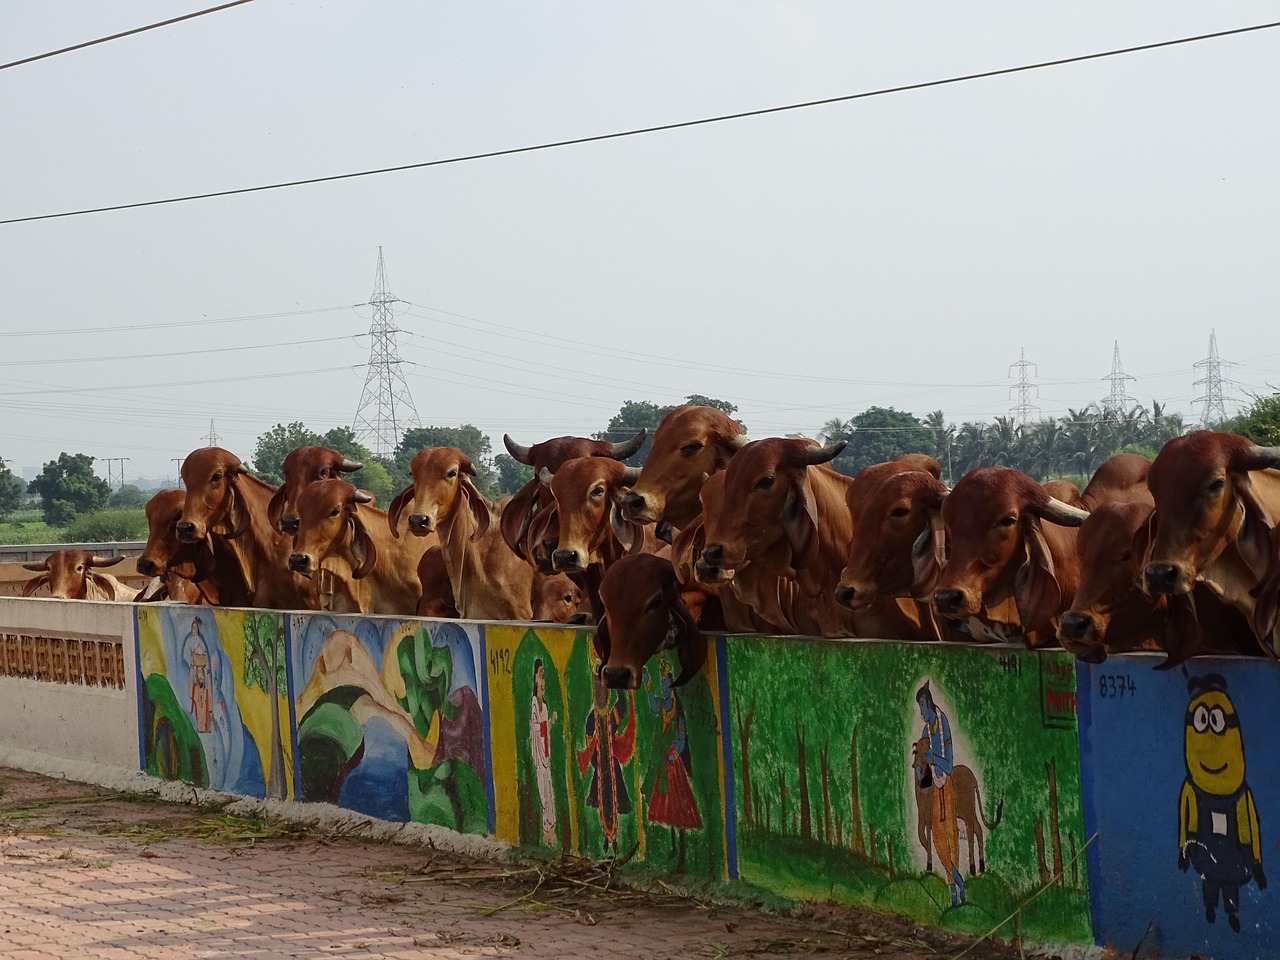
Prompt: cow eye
<box><xmin>645</xmin><ymin>596</ymin><xmax>663</xmax><ymax>613</ymax></box>
<box><xmin>755</xmin><ymin>476</ymin><xmax>775</xmax><ymax>491</ymax></box>
<box><xmin>446</xmin><ymin>469</ymin><xmax>458</xmax><ymax>479</ymax></box>
<box><xmin>997</xmin><ymin>516</ymin><xmax>1017</xmax><ymax>528</ymax></box>
<box><xmin>562</xmin><ymin>593</ymin><xmax>574</xmax><ymax>604</ymax></box>
<box><xmin>591</xmin><ymin>485</ymin><xmax>605</xmax><ymax>498</ymax></box>
<box><xmin>680</xmin><ymin>442</ymin><xmax>704</xmax><ymax>457</ymax></box>
<box><xmin>890</xmin><ymin>506</ymin><xmax>910</xmax><ymax>518</ymax></box>
<box><xmin>1207</xmin><ymin>477</ymin><xmax>1225</xmax><ymax>494</ymax></box>
<box><xmin>211</xmin><ymin>472</ymin><xmax>223</xmax><ymax>483</ymax></box>
<box><xmin>328</xmin><ymin>508</ymin><xmax>340</xmax><ymax>518</ymax></box>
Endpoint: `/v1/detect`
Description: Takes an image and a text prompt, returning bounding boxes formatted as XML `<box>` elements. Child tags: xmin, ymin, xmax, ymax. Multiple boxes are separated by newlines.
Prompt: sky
<box><xmin>2</xmin><ymin>2</ymin><xmax>1279</xmax><ymax>485</ymax></box>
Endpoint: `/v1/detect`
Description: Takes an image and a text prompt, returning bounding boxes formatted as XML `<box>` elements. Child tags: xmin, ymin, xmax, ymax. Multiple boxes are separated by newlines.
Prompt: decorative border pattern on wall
<box><xmin>0</xmin><ymin>632</ymin><xmax>125</xmax><ymax>688</ymax></box>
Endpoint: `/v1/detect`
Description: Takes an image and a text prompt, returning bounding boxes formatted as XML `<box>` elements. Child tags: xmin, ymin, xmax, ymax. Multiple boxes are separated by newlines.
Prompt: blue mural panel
<box><xmin>1080</xmin><ymin>655</ymin><xmax>1278</xmax><ymax>960</ymax></box>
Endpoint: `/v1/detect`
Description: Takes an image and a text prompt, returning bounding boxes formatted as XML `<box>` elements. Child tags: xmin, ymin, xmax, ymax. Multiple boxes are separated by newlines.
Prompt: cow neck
<box><xmin>211</xmin><ymin>473</ymin><xmax>297</xmax><ymax>608</ymax></box>
<box><xmin>436</xmin><ymin>484</ymin><xmax>493</xmax><ymax>617</ymax></box>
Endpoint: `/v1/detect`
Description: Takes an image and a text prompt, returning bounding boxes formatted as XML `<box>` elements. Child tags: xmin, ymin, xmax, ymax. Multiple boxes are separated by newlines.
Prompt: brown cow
<box><xmin>1142</xmin><ymin>431</ymin><xmax>1280</xmax><ymax>651</ymax></box>
<box><xmin>1077</xmin><ymin>452</ymin><xmax>1153</xmax><ymax>510</ymax></box>
<box><xmin>931</xmin><ymin>466</ymin><xmax>1090</xmax><ymax>647</ymax></box>
<box><xmin>595</xmin><ymin>553</ymin><xmax>706</xmax><ymax>690</ymax></box>
<box><xmin>22</xmin><ymin>550</ymin><xmax>138</xmax><ymax>601</ymax></box>
<box><xmin>176</xmin><ymin>447</ymin><xmax>311</xmax><ymax>610</ymax></box>
<box><xmin>266</xmin><ymin>446</ymin><xmax>363</xmax><ymax>533</ymax></box>
<box><xmin>290</xmin><ymin>479</ymin><xmax>428</xmax><ymax>615</ymax></box>
<box><xmin>697</xmin><ymin>437</ymin><xmax>865</xmax><ymax>638</ymax></box>
<box><xmin>619</xmin><ymin>406</ymin><xmax>746</xmax><ymax>530</ymax></box>
<box><xmin>533</xmin><ymin>573</ymin><xmax>585</xmax><ymax>623</ymax></box>
<box><xmin>136</xmin><ymin>488</ymin><xmax>250</xmax><ymax>606</ymax></box>
<box><xmin>499</xmin><ymin>431</ymin><xmax>646</xmax><ymax>564</ymax></box>
<box><xmin>388</xmin><ymin>447</ymin><xmax>534</xmax><ymax>620</ymax></box>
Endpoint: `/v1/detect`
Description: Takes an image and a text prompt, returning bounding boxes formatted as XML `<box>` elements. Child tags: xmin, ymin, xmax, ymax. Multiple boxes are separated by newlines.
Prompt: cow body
<box><xmin>137</xmin><ymin>488</ymin><xmax>250</xmax><ymax>606</ymax></box>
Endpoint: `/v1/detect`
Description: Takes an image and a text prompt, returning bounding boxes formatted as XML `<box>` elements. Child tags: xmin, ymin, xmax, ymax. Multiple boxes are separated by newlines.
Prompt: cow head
<box><xmin>836</xmin><ymin>469</ymin><xmax>948</xmax><ymax>610</ymax></box>
<box><xmin>388</xmin><ymin>447</ymin><xmax>490</xmax><ymax>540</ymax></box>
<box><xmin>932</xmin><ymin>466</ymin><xmax>1089</xmax><ymax>630</ymax></box>
<box><xmin>23</xmin><ymin>550</ymin><xmax>126</xmax><ymax>600</ymax></box>
<box><xmin>498</xmin><ymin>431</ymin><xmax>645</xmax><ymax>562</ymax></box>
<box><xmin>532</xmin><ymin>573</ymin><xmax>585</xmax><ymax>623</ymax></box>
<box><xmin>595</xmin><ymin>553</ymin><xmax>705</xmax><ymax>689</ymax></box>
<box><xmin>1057</xmin><ymin>501</ymin><xmax>1155</xmax><ymax>661</ymax></box>
<box><xmin>698</xmin><ymin>437</ymin><xmax>845</xmax><ymax>582</ymax></box>
<box><xmin>288</xmin><ymin>479</ymin><xmax>377</xmax><ymax>579</ymax></box>
<box><xmin>540</xmin><ymin>457</ymin><xmax>642</xmax><ymax>574</ymax></box>
<box><xmin>267</xmin><ymin>446</ymin><xmax>362</xmax><ymax>534</ymax></box>
<box><xmin>177</xmin><ymin>447</ymin><xmax>252</xmax><ymax>543</ymax></box>
<box><xmin>620</xmin><ymin>406</ymin><xmax>746</xmax><ymax>528</ymax></box>
<box><xmin>1143</xmin><ymin>431</ymin><xmax>1280</xmax><ymax>598</ymax></box>
<box><xmin>137</xmin><ymin>489</ymin><xmax>188</xmax><ymax>577</ymax></box>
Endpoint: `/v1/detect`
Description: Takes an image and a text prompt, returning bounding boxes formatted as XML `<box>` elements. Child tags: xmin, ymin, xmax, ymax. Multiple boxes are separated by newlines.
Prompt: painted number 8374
<box><xmin>1097</xmin><ymin>673</ymin><xmax>1136</xmax><ymax>698</ymax></box>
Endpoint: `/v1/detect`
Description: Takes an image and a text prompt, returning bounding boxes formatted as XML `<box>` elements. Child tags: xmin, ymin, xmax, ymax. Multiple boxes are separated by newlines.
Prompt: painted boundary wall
<box><xmin>0</xmin><ymin>594</ymin><xmax>1274</xmax><ymax>959</ymax></box>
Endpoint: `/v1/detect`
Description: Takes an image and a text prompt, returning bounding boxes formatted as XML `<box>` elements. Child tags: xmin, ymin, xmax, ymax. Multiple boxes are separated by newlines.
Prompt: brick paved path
<box><xmin>0</xmin><ymin>769</ymin><xmax>1035</xmax><ymax>960</ymax></box>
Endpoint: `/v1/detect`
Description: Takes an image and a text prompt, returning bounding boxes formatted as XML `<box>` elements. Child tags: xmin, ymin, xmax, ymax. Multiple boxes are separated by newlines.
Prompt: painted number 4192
<box><xmin>1098</xmin><ymin>673</ymin><xmax>1136</xmax><ymax>698</ymax></box>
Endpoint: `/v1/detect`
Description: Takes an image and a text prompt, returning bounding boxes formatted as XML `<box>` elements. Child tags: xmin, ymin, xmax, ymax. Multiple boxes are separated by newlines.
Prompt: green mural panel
<box><xmin>726</xmin><ymin>637</ymin><xmax>1089</xmax><ymax>943</ymax></box>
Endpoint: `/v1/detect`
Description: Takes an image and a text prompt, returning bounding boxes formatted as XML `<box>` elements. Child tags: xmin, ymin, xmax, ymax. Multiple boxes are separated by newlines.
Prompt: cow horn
<box><xmin>539</xmin><ymin>467</ymin><xmax>554</xmax><ymax>485</ymax></box>
<box><xmin>803</xmin><ymin>440</ymin><xmax>846</xmax><ymax>466</ymax></box>
<box><xmin>722</xmin><ymin>433</ymin><xmax>748</xmax><ymax>452</ymax></box>
<box><xmin>21</xmin><ymin>560</ymin><xmax>47</xmax><ymax>572</ymax></box>
<box><xmin>619</xmin><ymin>465</ymin><xmax>642</xmax><ymax>486</ymax></box>
<box><xmin>1038</xmin><ymin>497</ymin><xmax>1091</xmax><ymax>527</ymax></box>
<box><xmin>89</xmin><ymin>555</ymin><xmax>125</xmax><ymax>568</ymax></box>
<box><xmin>609</xmin><ymin>429</ymin><xmax>647</xmax><ymax>460</ymax></box>
<box><xmin>339</xmin><ymin>459</ymin><xmax>363</xmax><ymax>473</ymax></box>
<box><xmin>504</xmin><ymin>434</ymin><xmax>534</xmax><ymax>465</ymax></box>
<box><xmin>1244</xmin><ymin>445</ymin><xmax>1280</xmax><ymax>471</ymax></box>
<box><xmin>353</xmin><ymin>489</ymin><xmax>374</xmax><ymax>504</ymax></box>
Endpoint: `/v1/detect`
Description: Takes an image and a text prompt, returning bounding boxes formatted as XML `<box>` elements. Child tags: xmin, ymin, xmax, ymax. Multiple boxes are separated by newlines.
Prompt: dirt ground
<box><xmin>0</xmin><ymin>766</ymin><xmax>1068</xmax><ymax>960</ymax></box>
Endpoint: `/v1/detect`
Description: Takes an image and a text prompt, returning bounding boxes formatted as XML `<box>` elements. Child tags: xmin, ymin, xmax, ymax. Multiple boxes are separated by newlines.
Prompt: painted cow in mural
<box><xmin>389</xmin><ymin>447</ymin><xmax>534</xmax><ymax>620</ymax></box>
<box><xmin>266</xmin><ymin>445</ymin><xmax>364</xmax><ymax>533</ymax></box>
<box><xmin>930</xmin><ymin>466</ymin><xmax>1090</xmax><ymax>647</ymax></box>
<box><xmin>290</xmin><ymin>478</ymin><xmax>429</xmax><ymax>615</ymax></box>
<box><xmin>619</xmin><ymin>405</ymin><xmax>747</xmax><ymax>531</ymax></box>
<box><xmin>594</xmin><ymin>553</ymin><xmax>706</xmax><ymax>690</ymax></box>
<box><xmin>1142</xmin><ymin>431</ymin><xmax>1280</xmax><ymax>652</ymax></box>
<box><xmin>499</xmin><ymin>431</ymin><xmax>647</xmax><ymax>566</ymax></box>
<box><xmin>22</xmin><ymin>549</ymin><xmax>139</xmax><ymax>601</ymax></box>
<box><xmin>911</xmin><ymin>735</ymin><xmax>1003</xmax><ymax>877</ymax></box>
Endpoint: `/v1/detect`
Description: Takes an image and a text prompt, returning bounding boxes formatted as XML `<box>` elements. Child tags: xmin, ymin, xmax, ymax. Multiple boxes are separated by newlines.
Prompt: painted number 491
<box><xmin>1098</xmin><ymin>673</ymin><xmax>1136</xmax><ymax>698</ymax></box>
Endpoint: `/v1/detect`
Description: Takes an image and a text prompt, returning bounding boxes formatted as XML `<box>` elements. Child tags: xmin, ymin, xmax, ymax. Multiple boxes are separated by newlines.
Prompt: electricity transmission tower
<box><xmin>1101</xmin><ymin>341</ymin><xmax>1139</xmax><ymax>417</ymax></box>
<box><xmin>352</xmin><ymin>248</ymin><xmax>421</xmax><ymax>458</ymax></box>
<box><xmin>1009</xmin><ymin>348</ymin><xmax>1040</xmax><ymax>426</ymax></box>
<box><xmin>1193</xmin><ymin>330</ymin><xmax>1236</xmax><ymax>427</ymax></box>
<box><xmin>203</xmin><ymin>420</ymin><xmax>221</xmax><ymax>447</ymax></box>
<box><xmin>104</xmin><ymin>458</ymin><xmax>129</xmax><ymax>490</ymax></box>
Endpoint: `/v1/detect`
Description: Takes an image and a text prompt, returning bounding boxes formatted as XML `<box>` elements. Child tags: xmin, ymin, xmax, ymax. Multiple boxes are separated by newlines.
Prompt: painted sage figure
<box><xmin>530</xmin><ymin>658</ymin><xmax>559</xmax><ymax>846</ymax></box>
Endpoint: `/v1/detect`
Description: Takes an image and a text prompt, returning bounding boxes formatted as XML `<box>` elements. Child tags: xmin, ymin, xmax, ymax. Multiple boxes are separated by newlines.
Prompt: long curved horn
<box><xmin>338</xmin><ymin>459</ymin><xmax>363</xmax><ymax>473</ymax></box>
<box><xmin>89</xmin><ymin>555</ymin><xmax>126</xmax><ymax>568</ymax></box>
<box><xmin>609</xmin><ymin>429</ymin><xmax>647</xmax><ymax>460</ymax></box>
<box><xmin>21</xmin><ymin>560</ymin><xmax>47</xmax><ymax>572</ymax></box>
<box><xmin>803</xmin><ymin>440</ymin><xmax>847</xmax><ymax>466</ymax></box>
<box><xmin>619</xmin><ymin>465</ymin><xmax>642</xmax><ymax>486</ymax></box>
<box><xmin>504</xmin><ymin>434</ymin><xmax>534</xmax><ymax>465</ymax></box>
<box><xmin>1037</xmin><ymin>497</ymin><xmax>1091</xmax><ymax>527</ymax></box>
<box><xmin>353</xmin><ymin>489</ymin><xmax>374</xmax><ymax>504</ymax></box>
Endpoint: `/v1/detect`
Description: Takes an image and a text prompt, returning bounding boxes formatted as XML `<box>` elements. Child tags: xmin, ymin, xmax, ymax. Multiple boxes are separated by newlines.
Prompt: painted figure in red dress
<box><xmin>577</xmin><ymin>669</ymin><xmax>636</xmax><ymax>855</ymax></box>
<box><xmin>643</xmin><ymin>660</ymin><xmax>702</xmax><ymax>868</ymax></box>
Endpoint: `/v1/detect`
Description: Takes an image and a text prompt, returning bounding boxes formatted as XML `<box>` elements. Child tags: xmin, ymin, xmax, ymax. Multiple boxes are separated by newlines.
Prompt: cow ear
<box><xmin>192</xmin><ymin>537</ymin><xmax>216</xmax><ymax>583</ymax></box>
<box><xmin>1235</xmin><ymin>475</ymin><xmax>1275</xmax><ymax>579</ymax></box>
<box><xmin>500</xmin><ymin>480</ymin><xmax>539</xmax><ymax>559</ymax></box>
<box><xmin>671</xmin><ymin>516</ymin><xmax>705</xmax><ymax>584</ymax></box>
<box><xmin>609</xmin><ymin>494</ymin><xmax>642</xmax><ymax>555</ymax></box>
<box><xmin>592</xmin><ymin>615</ymin><xmax>611</xmax><ymax>665</ymax></box>
<box><xmin>1014</xmin><ymin>517</ymin><xmax>1062</xmax><ymax>643</ymax></box>
<box><xmin>664</xmin><ymin>578</ymin><xmax>706</xmax><ymax>687</ymax></box>
<box><xmin>461</xmin><ymin>475</ymin><xmax>491</xmax><ymax>541</ymax></box>
<box><xmin>1133</xmin><ymin>510</ymin><xmax>1159</xmax><ymax>596</ymax></box>
<box><xmin>1158</xmin><ymin>592</ymin><xmax>1203</xmax><ymax>671</ymax></box>
<box><xmin>21</xmin><ymin>574</ymin><xmax>49</xmax><ymax>597</ymax></box>
<box><xmin>911</xmin><ymin>510</ymin><xmax>947</xmax><ymax>599</ymax></box>
<box><xmin>266</xmin><ymin>485</ymin><xmax>288</xmax><ymax>532</ymax></box>
<box><xmin>349</xmin><ymin>515</ymin><xmax>377</xmax><ymax>579</ymax></box>
<box><xmin>782</xmin><ymin>475</ymin><xmax>820</xmax><ymax>571</ymax></box>
<box><xmin>387</xmin><ymin>483</ymin><xmax>415</xmax><ymax>540</ymax></box>
<box><xmin>88</xmin><ymin>572</ymin><xmax>119</xmax><ymax>600</ymax></box>
<box><xmin>225</xmin><ymin>478</ymin><xmax>251</xmax><ymax>540</ymax></box>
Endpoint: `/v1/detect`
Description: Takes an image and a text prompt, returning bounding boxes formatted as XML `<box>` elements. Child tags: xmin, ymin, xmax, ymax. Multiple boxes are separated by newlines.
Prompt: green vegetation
<box><xmin>28</xmin><ymin>452</ymin><xmax>111</xmax><ymax>525</ymax></box>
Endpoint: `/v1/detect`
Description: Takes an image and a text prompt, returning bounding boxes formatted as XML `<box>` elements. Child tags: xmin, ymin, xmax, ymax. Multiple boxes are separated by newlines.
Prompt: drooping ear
<box><xmin>21</xmin><ymin>574</ymin><xmax>49</xmax><ymax>597</ymax></box>
<box><xmin>348</xmin><ymin>513</ymin><xmax>377</xmax><ymax>579</ymax></box>
<box><xmin>592</xmin><ymin>615</ymin><xmax>611</xmax><ymax>665</ymax></box>
<box><xmin>911</xmin><ymin>507</ymin><xmax>947</xmax><ymax>599</ymax></box>
<box><xmin>664</xmin><ymin>576</ymin><xmax>706</xmax><ymax>687</ymax></box>
<box><xmin>387</xmin><ymin>483</ymin><xmax>415</xmax><ymax>539</ymax></box>
<box><xmin>191</xmin><ymin>536</ymin><xmax>216</xmax><ymax>583</ymax></box>
<box><xmin>1014</xmin><ymin>516</ymin><xmax>1062</xmax><ymax>641</ymax></box>
<box><xmin>671</xmin><ymin>517</ymin><xmax>705</xmax><ymax>584</ymax></box>
<box><xmin>266</xmin><ymin>484</ymin><xmax>289</xmax><ymax>531</ymax></box>
<box><xmin>1158</xmin><ymin>592</ymin><xmax>1203</xmax><ymax>671</ymax></box>
<box><xmin>782</xmin><ymin>474</ymin><xmax>819</xmax><ymax>571</ymax></box>
<box><xmin>609</xmin><ymin>492</ymin><xmax>643</xmax><ymax>555</ymax></box>
<box><xmin>655</xmin><ymin>520</ymin><xmax>674</xmax><ymax>545</ymax></box>
<box><xmin>88</xmin><ymin>572</ymin><xmax>120</xmax><ymax>600</ymax></box>
<box><xmin>1234</xmin><ymin>473</ymin><xmax>1275</xmax><ymax>579</ymax></box>
<box><xmin>461</xmin><ymin>475</ymin><xmax>491</xmax><ymax>541</ymax></box>
<box><xmin>225</xmin><ymin>476</ymin><xmax>251</xmax><ymax>539</ymax></box>
<box><xmin>500</xmin><ymin>480</ymin><xmax>539</xmax><ymax>559</ymax></box>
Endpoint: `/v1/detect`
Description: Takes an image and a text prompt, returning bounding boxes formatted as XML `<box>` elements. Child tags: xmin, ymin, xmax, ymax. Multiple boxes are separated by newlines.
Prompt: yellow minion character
<box><xmin>1178</xmin><ymin>673</ymin><xmax>1265</xmax><ymax>932</ymax></box>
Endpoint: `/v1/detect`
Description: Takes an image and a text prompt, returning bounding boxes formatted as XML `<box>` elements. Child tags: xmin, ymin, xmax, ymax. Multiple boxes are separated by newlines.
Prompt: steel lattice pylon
<box><xmin>351</xmin><ymin>248</ymin><xmax>420</xmax><ymax>457</ymax></box>
<box><xmin>1101</xmin><ymin>341</ymin><xmax>1139</xmax><ymax>417</ymax></box>
<box><xmin>1193</xmin><ymin>330</ymin><xmax>1236</xmax><ymax>427</ymax></box>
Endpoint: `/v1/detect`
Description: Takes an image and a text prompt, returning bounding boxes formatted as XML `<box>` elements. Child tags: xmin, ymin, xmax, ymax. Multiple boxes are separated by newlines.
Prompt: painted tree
<box><xmin>796</xmin><ymin>719</ymin><xmax>811</xmax><ymax>840</ymax></box>
<box><xmin>242</xmin><ymin>612</ymin><xmax>288</xmax><ymax>800</ymax></box>
<box><xmin>849</xmin><ymin>724</ymin><xmax>865</xmax><ymax>855</ymax></box>
<box><xmin>736</xmin><ymin>699</ymin><xmax>756</xmax><ymax>828</ymax></box>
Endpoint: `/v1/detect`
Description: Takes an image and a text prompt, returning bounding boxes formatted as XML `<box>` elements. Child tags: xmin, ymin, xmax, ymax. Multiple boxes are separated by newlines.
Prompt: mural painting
<box><xmin>485</xmin><ymin>624</ymin><xmax>728</xmax><ymax>880</ymax></box>
<box><xmin>135</xmin><ymin>606</ymin><xmax>293</xmax><ymax>799</ymax></box>
<box><xmin>1080</xmin><ymin>656</ymin><xmax>1277</xmax><ymax>960</ymax></box>
<box><xmin>289</xmin><ymin>614</ymin><xmax>487</xmax><ymax>833</ymax></box>
<box><xmin>727</xmin><ymin>637</ymin><xmax>1090</xmax><ymax>944</ymax></box>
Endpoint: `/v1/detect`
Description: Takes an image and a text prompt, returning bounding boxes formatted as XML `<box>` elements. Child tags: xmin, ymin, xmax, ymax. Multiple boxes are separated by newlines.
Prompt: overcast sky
<box><xmin>2</xmin><ymin>2</ymin><xmax>1278</xmax><ymax>484</ymax></box>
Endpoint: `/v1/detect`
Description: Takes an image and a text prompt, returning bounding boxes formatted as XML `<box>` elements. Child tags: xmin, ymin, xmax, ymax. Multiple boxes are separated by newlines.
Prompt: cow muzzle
<box><xmin>280</xmin><ymin>515</ymin><xmax>300</xmax><ymax>534</ymax></box>
<box><xmin>932</xmin><ymin>588</ymin><xmax>977</xmax><ymax>619</ymax></box>
<box><xmin>834</xmin><ymin>581</ymin><xmax>874</xmax><ymax>610</ymax></box>
<box><xmin>602</xmin><ymin>665</ymin><xmax>639</xmax><ymax>689</ymax></box>
<box><xmin>175</xmin><ymin>520</ymin><xmax>200</xmax><ymax>543</ymax></box>
<box><xmin>408</xmin><ymin>514</ymin><xmax>434</xmax><ymax>535</ymax></box>
<box><xmin>1056</xmin><ymin>611</ymin><xmax>1096</xmax><ymax>644</ymax></box>
<box><xmin>619</xmin><ymin>491</ymin><xmax>656</xmax><ymax>523</ymax></box>
<box><xmin>1143</xmin><ymin>562</ymin><xmax>1187</xmax><ymax>596</ymax></box>
<box><xmin>288</xmin><ymin>553</ymin><xmax>315</xmax><ymax>575</ymax></box>
<box><xmin>552</xmin><ymin>548</ymin><xmax>585</xmax><ymax>573</ymax></box>
<box><xmin>136</xmin><ymin>557</ymin><xmax>161</xmax><ymax>577</ymax></box>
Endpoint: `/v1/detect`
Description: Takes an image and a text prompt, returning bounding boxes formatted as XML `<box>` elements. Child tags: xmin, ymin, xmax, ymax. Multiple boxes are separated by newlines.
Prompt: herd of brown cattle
<box><xmin>22</xmin><ymin>407</ymin><xmax>1280</xmax><ymax>688</ymax></box>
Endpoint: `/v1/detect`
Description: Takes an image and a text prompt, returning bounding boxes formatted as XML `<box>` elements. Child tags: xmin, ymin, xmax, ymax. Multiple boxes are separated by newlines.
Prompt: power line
<box><xmin>0</xmin><ymin>333</ymin><xmax>359</xmax><ymax>368</ymax></box>
<box><xmin>5</xmin><ymin>19</ymin><xmax>1278</xmax><ymax>227</ymax></box>
<box><xmin>0</xmin><ymin>304</ymin><xmax>358</xmax><ymax>339</ymax></box>
<box><xmin>0</xmin><ymin>1</ymin><xmax>257</xmax><ymax>72</ymax></box>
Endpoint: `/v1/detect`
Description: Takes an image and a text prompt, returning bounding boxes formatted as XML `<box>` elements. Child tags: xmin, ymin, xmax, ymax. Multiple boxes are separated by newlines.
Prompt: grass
<box><xmin>0</xmin><ymin>516</ymin><xmax>68</xmax><ymax>545</ymax></box>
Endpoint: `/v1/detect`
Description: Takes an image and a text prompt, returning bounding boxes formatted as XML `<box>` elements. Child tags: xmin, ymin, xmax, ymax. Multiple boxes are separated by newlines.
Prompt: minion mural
<box><xmin>1178</xmin><ymin>673</ymin><xmax>1267</xmax><ymax>931</ymax></box>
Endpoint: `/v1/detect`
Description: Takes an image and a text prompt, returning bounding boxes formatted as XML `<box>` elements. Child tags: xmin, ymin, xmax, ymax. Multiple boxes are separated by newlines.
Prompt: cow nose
<box><xmin>602</xmin><ymin>666</ymin><xmax>634</xmax><ymax>689</ymax></box>
<box><xmin>1058</xmin><ymin>612</ymin><xmax>1092</xmax><ymax>642</ymax></box>
<box><xmin>281</xmin><ymin>515</ymin><xmax>300</xmax><ymax>534</ymax></box>
<box><xmin>288</xmin><ymin>554</ymin><xmax>310</xmax><ymax>572</ymax></box>
<box><xmin>1144</xmin><ymin>563</ymin><xmax>1179</xmax><ymax>594</ymax></box>
<box><xmin>620</xmin><ymin>491</ymin><xmax>645</xmax><ymax>517</ymax></box>
<box><xmin>409</xmin><ymin>514</ymin><xmax>431</xmax><ymax>533</ymax></box>
<box><xmin>175</xmin><ymin>520</ymin><xmax>196</xmax><ymax>539</ymax></box>
<box><xmin>136</xmin><ymin>557</ymin><xmax>158</xmax><ymax>576</ymax></box>
<box><xmin>553</xmin><ymin>549</ymin><xmax>581</xmax><ymax>570</ymax></box>
<box><xmin>834</xmin><ymin>585</ymin><xmax>856</xmax><ymax>607</ymax></box>
<box><xmin>702</xmin><ymin>543</ymin><xmax>724</xmax><ymax>565</ymax></box>
<box><xmin>933</xmin><ymin>589</ymin><xmax>964</xmax><ymax>614</ymax></box>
